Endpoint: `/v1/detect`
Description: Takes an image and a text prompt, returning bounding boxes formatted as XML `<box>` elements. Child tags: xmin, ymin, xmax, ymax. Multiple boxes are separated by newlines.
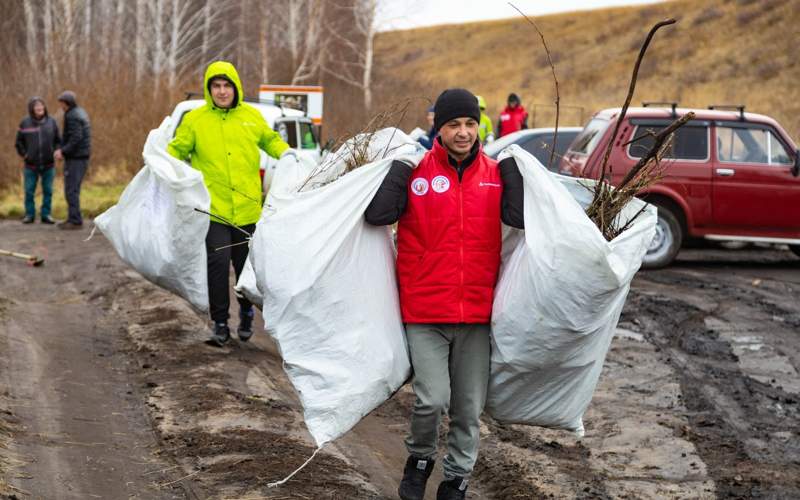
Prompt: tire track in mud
<box><xmin>101</xmin><ymin>271</ymin><xmax>382</xmax><ymax>499</ymax></box>
<box><xmin>474</xmin><ymin>420</ymin><xmax>612</xmax><ymax>500</ymax></box>
<box><xmin>626</xmin><ymin>269</ymin><xmax>800</xmax><ymax>499</ymax></box>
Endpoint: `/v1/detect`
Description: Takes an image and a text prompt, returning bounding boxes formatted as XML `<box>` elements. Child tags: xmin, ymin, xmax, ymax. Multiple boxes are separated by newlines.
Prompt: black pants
<box><xmin>206</xmin><ymin>221</ymin><xmax>255</xmax><ymax>323</ymax></box>
<box><xmin>64</xmin><ymin>158</ymin><xmax>89</xmax><ymax>224</ymax></box>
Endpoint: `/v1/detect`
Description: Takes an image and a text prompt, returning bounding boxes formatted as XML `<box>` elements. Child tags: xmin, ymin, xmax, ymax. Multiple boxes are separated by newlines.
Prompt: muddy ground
<box><xmin>1</xmin><ymin>220</ymin><xmax>799</xmax><ymax>499</ymax></box>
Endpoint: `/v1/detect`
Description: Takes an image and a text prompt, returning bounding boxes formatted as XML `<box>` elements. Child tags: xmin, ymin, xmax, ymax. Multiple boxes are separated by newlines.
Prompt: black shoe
<box><xmin>21</xmin><ymin>215</ymin><xmax>34</xmax><ymax>224</ymax></box>
<box><xmin>207</xmin><ymin>322</ymin><xmax>230</xmax><ymax>347</ymax></box>
<box><xmin>41</xmin><ymin>215</ymin><xmax>56</xmax><ymax>224</ymax></box>
<box><xmin>436</xmin><ymin>477</ymin><xmax>468</xmax><ymax>500</ymax></box>
<box><xmin>237</xmin><ymin>307</ymin><xmax>254</xmax><ymax>342</ymax></box>
<box><xmin>398</xmin><ymin>455</ymin><xmax>435</xmax><ymax>500</ymax></box>
<box><xmin>57</xmin><ymin>221</ymin><xmax>82</xmax><ymax>230</ymax></box>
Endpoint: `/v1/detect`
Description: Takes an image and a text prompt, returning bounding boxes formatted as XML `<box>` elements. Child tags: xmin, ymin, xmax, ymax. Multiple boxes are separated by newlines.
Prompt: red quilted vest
<box><xmin>498</xmin><ymin>105</ymin><xmax>527</xmax><ymax>137</ymax></box>
<box><xmin>396</xmin><ymin>139</ymin><xmax>503</xmax><ymax>324</ymax></box>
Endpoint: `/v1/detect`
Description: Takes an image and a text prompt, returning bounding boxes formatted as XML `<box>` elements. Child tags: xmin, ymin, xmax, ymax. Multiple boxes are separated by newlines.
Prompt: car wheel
<box><xmin>790</xmin><ymin>245</ymin><xmax>800</xmax><ymax>258</ymax></box>
<box><xmin>641</xmin><ymin>205</ymin><xmax>682</xmax><ymax>269</ymax></box>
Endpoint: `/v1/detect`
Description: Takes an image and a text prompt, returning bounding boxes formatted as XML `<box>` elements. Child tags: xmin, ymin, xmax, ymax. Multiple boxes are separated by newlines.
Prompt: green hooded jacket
<box><xmin>479</xmin><ymin>112</ymin><xmax>494</xmax><ymax>143</ymax></box>
<box><xmin>168</xmin><ymin>61</ymin><xmax>289</xmax><ymax>226</ymax></box>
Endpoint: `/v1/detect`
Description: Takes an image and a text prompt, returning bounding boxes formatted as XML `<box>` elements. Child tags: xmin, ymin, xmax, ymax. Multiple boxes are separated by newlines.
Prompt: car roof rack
<box><xmin>708</xmin><ymin>104</ymin><xmax>745</xmax><ymax>121</ymax></box>
<box><xmin>182</xmin><ymin>91</ymin><xmax>305</xmax><ymax>116</ymax></box>
<box><xmin>642</xmin><ymin>101</ymin><xmax>678</xmax><ymax>117</ymax></box>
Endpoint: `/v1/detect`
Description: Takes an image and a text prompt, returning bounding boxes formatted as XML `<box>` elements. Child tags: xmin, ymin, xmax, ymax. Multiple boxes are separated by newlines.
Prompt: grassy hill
<box><xmin>372</xmin><ymin>0</ymin><xmax>800</xmax><ymax>142</ymax></box>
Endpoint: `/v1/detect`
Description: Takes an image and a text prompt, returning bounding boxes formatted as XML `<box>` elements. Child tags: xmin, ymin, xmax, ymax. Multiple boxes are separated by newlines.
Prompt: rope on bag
<box><xmin>84</xmin><ymin>224</ymin><xmax>98</xmax><ymax>242</ymax></box>
<box><xmin>267</xmin><ymin>446</ymin><xmax>323</xmax><ymax>488</ymax></box>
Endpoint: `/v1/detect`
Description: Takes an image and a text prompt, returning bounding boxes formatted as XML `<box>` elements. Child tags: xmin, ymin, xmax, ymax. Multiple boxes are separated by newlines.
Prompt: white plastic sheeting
<box><xmin>486</xmin><ymin>145</ymin><xmax>657</xmax><ymax>436</ymax></box>
<box><xmin>250</xmin><ymin>129</ymin><xmax>425</xmax><ymax>446</ymax></box>
<box><xmin>95</xmin><ymin>117</ymin><xmax>211</xmax><ymax>311</ymax></box>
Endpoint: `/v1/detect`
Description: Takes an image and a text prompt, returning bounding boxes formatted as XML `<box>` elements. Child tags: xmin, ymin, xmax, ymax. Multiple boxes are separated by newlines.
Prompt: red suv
<box><xmin>559</xmin><ymin>104</ymin><xmax>800</xmax><ymax>268</ymax></box>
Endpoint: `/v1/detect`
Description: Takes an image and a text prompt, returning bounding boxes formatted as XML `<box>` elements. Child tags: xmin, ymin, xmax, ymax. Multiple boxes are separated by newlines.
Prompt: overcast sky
<box><xmin>377</xmin><ymin>0</ymin><xmax>665</xmax><ymax>31</ymax></box>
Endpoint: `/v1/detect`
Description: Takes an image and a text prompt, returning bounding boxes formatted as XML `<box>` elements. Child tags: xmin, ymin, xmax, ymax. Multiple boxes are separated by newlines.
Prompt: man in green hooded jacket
<box><xmin>168</xmin><ymin>61</ymin><xmax>292</xmax><ymax>346</ymax></box>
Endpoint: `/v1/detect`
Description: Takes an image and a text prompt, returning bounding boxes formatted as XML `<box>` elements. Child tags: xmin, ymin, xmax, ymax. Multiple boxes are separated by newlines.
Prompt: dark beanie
<box><xmin>508</xmin><ymin>93</ymin><xmax>520</xmax><ymax>103</ymax></box>
<box><xmin>433</xmin><ymin>88</ymin><xmax>481</xmax><ymax>132</ymax></box>
<box><xmin>58</xmin><ymin>90</ymin><xmax>77</xmax><ymax>108</ymax></box>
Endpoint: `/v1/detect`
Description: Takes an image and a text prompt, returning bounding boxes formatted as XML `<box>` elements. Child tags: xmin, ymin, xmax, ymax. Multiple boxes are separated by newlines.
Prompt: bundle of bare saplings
<box><xmin>297</xmin><ymin>101</ymin><xmax>418</xmax><ymax>191</ymax></box>
<box><xmin>512</xmin><ymin>8</ymin><xmax>692</xmax><ymax>241</ymax></box>
<box><xmin>583</xmin><ymin>19</ymin><xmax>693</xmax><ymax>241</ymax></box>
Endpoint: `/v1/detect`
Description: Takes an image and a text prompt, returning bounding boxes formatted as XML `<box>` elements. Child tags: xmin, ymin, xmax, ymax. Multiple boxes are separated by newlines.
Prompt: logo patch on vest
<box><xmin>431</xmin><ymin>175</ymin><xmax>450</xmax><ymax>193</ymax></box>
<box><xmin>411</xmin><ymin>177</ymin><xmax>429</xmax><ymax>196</ymax></box>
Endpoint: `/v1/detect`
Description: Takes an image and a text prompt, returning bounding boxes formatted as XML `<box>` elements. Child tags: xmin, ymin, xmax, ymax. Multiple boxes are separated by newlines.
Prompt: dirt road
<box><xmin>1</xmin><ymin>221</ymin><xmax>799</xmax><ymax>499</ymax></box>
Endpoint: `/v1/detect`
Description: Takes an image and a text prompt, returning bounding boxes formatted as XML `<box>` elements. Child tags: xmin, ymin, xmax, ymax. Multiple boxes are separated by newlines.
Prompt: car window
<box><xmin>521</xmin><ymin>136</ymin><xmax>550</xmax><ymax>165</ymax></box>
<box><xmin>299</xmin><ymin>122</ymin><xmax>317</xmax><ymax>150</ymax></box>
<box><xmin>629</xmin><ymin>125</ymin><xmax>708</xmax><ymax>160</ymax></box>
<box><xmin>276</xmin><ymin>120</ymin><xmax>298</xmax><ymax>148</ymax></box>
<box><xmin>769</xmin><ymin>131</ymin><xmax>793</xmax><ymax>165</ymax></box>
<box><xmin>716</xmin><ymin>126</ymin><xmax>791</xmax><ymax>165</ymax></box>
<box><xmin>569</xmin><ymin>118</ymin><xmax>609</xmax><ymax>155</ymax></box>
<box><xmin>520</xmin><ymin>131</ymin><xmax>580</xmax><ymax>168</ymax></box>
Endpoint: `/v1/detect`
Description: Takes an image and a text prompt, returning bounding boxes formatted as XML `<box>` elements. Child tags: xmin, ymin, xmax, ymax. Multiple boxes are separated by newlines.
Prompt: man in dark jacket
<box><xmin>365</xmin><ymin>88</ymin><xmax>524</xmax><ymax>500</ymax></box>
<box><xmin>55</xmin><ymin>90</ymin><xmax>91</xmax><ymax>230</ymax></box>
<box><xmin>15</xmin><ymin>97</ymin><xmax>61</xmax><ymax>224</ymax></box>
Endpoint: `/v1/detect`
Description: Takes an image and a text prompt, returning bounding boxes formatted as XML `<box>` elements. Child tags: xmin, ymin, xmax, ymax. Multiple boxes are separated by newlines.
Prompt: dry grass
<box><xmin>0</xmin><ymin>70</ymin><xmax>178</xmax><ymax>194</ymax></box>
<box><xmin>0</xmin><ymin>164</ymin><xmax>127</xmax><ymax>220</ymax></box>
<box><xmin>372</xmin><ymin>0</ymin><xmax>800</xmax><ymax>142</ymax></box>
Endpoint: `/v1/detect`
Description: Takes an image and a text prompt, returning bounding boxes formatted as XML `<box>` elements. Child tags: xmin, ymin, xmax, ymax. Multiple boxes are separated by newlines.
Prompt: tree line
<box><xmin>2</xmin><ymin>0</ymin><xmax>380</xmax><ymax>189</ymax></box>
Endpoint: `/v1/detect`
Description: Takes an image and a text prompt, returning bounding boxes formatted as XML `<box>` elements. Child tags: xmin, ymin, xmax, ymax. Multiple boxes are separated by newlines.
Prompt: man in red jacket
<box><xmin>365</xmin><ymin>89</ymin><xmax>524</xmax><ymax>500</ymax></box>
<box><xmin>497</xmin><ymin>92</ymin><xmax>528</xmax><ymax>138</ymax></box>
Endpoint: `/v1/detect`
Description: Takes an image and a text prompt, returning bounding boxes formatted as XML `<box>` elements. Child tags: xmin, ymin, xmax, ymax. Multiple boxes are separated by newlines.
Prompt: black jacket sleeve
<box><xmin>15</xmin><ymin>125</ymin><xmax>25</xmax><ymax>158</ymax></box>
<box><xmin>499</xmin><ymin>157</ymin><xmax>525</xmax><ymax>229</ymax></box>
<box><xmin>364</xmin><ymin>160</ymin><xmax>414</xmax><ymax>226</ymax></box>
<box><xmin>521</xmin><ymin>113</ymin><xmax>529</xmax><ymax>130</ymax></box>
<box><xmin>60</xmin><ymin>113</ymin><xmax>83</xmax><ymax>157</ymax></box>
<box><xmin>53</xmin><ymin>118</ymin><xmax>62</xmax><ymax>150</ymax></box>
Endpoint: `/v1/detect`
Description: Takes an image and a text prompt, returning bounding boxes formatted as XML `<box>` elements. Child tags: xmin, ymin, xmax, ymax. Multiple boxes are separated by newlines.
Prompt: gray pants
<box><xmin>64</xmin><ymin>158</ymin><xmax>89</xmax><ymax>224</ymax></box>
<box><xmin>404</xmin><ymin>323</ymin><xmax>491</xmax><ymax>479</ymax></box>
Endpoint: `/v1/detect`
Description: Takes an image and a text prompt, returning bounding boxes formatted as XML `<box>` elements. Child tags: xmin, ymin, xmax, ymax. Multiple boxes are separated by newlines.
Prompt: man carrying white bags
<box><xmin>365</xmin><ymin>88</ymin><xmax>525</xmax><ymax>500</ymax></box>
<box><xmin>168</xmin><ymin>61</ymin><xmax>292</xmax><ymax>346</ymax></box>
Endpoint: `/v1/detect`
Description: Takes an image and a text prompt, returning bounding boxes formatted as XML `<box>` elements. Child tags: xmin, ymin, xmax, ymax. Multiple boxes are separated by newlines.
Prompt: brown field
<box><xmin>372</xmin><ymin>0</ymin><xmax>800</xmax><ymax>141</ymax></box>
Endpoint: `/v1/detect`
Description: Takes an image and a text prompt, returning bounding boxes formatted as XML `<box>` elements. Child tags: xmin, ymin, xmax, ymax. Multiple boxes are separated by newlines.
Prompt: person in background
<box><xmin>475</xmin><ymin>95</ymin><xmax>494</xmax><ymax>144</ymax></box>
<box><xmin>417</xmin><ymin>106</ymin><xmax>437</xmax><ymax>150</ymax></box>
<box><xmin>15</xmin><ymin>97</ymin><xmax>60</xmax><ymax>224</ymax></box>
<box><xmin>55</xmin><ymin>90</ymin><xmax>91</xmax><ymax>230</ymax></box>
<box><xmin>496</xmin><ymin>93</ymin><xmax>528</xmax><ymax>138</ymax></box>
<box><xmin>168</xmin><ymin>61</ymin><xmax>293</xmax><ymax>347</ymax></box>
<box><xmin>365</xmin><ymin>88</ymin><xmax>524</xmax><ymax>500</ymax></box>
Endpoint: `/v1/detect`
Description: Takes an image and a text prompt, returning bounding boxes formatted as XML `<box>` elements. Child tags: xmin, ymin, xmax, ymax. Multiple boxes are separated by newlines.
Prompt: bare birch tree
<box><xmin>23</xmin><ymin>2</ymin><xmax>38</xmax><ymax>69</ymax></box>
<box><xmin>81</xmin><ymin>0</ymin><xmax>92</xmax><ymax>74</ymax></box>
<box><xmin>135</xmin><ymin>0</ymin><xmax>147</xmax><ymax>83</ymax></box>
<box><xmin>43</xmin><ymin>0</ymin><xmax>57</xmax><ymax>82</ymax></box>
<box><xmin>59</xmin><ymin>0</ymin><xmax>78</xmax><ymax>81</ymax></box>
<box><xmin>268</xmin><ymin>0</ymin><xmax>329</xmax><ymax>85</ymax></box>
<box><xmin>111</xmin><ymin>0</ymin><xmax>126</xmax><ymax>72</ymax></box>
<box><xmin>324</xmin><ymin>0</ymin><xmax>379</xmax><ymax>112</ymax></box>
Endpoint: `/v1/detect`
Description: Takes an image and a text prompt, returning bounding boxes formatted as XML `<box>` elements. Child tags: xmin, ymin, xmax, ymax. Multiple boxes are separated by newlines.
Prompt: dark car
<box><xmin>484</xmin><ymin>127</ymin><xmax>582</xmax><ymax>169</ymax></box>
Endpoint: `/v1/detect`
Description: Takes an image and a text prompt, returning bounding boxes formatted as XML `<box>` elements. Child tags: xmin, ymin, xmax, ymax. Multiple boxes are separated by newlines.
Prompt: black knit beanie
<box><xmin>433</xmin><ymin>88</ymin><xmax>481</xmax><ymax>132</ymax></box>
